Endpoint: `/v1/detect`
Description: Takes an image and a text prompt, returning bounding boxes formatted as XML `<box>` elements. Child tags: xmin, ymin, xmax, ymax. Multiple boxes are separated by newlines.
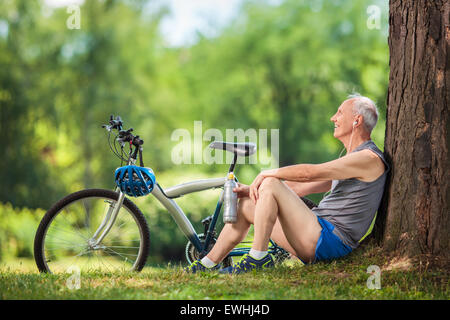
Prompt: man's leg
<box><xmin>207</xmin><ymin>179</ymin><xmax>321</xmax><ymax>264</ymax></box>
<box><xmin>252</xmin><ymin>177</ymin><xmax>322</xmax><ymax>262</ymax></box>
<box><xmin>206</xmin><ymin>197</ymin><xmax>253</xmax><ymax>264</ymax></box>
<box><xmin>207</xmin><ymin>197</ymin><xmax>300</xmax><ymax>264</ymax></box>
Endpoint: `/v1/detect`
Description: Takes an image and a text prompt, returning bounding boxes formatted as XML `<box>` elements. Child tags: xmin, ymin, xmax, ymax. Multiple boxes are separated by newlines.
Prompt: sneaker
<box><xmin>219</xmin><ymin>253</ymin><xmax>274</xmax><ymax>274</ymax></box>
<box><xmin>184</xmin><ymin>259</ymin><xmax>219</xmax><ymax>273</ymax></box>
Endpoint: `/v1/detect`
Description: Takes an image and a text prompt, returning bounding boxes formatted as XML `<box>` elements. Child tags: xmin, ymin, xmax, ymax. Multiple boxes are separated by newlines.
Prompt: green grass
<box><xmin>0</xmin><ymin>243</ymin><xmax>448</xmax><ymax>300</ymax></box>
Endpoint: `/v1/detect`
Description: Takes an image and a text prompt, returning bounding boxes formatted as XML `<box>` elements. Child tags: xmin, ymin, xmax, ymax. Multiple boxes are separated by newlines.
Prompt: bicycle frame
<box><xmin>155</xmin><ymin>178</ymin><xmax>283</xmax><ymax>259</ymax></box>
<box><xmin>90</xmin><ymin>125</ymin><xmax>283</xmax><ymax>262</ymax></box>
<box><xmin>90</xmin><ymin>173</ymin><xmax>225</xmax><ymax>253</ymax></box>
<box><xmin>91</xmin><ymin>173</ymin><xmax>284</xmax><ymax>260</ymax></box>
<box><xmin>152</xmin><ymin>177</ymin><xmax>226</xmax><ymax>255</ymax></box>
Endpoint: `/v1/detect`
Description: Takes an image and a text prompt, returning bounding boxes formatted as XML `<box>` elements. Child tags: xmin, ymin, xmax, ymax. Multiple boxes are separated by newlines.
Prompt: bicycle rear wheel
<box><xmin>34</xmin><ymin>189</ymin><xmax>150</xmax><ymax>273</ymax></box>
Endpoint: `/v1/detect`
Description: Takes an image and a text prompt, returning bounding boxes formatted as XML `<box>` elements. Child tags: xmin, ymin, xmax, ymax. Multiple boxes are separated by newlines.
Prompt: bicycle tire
<box><xmin>184</xmin><ymin>233</ymin><xmax>233</xmax><ymax>267</ymax></box>
<box><xmin>300</xmin><ymin>197</ymin><xmax>317</xmax><ymax>209</ymax></box>
<box><xmin>34</xmin><ymin>188</ymin><xmax>150</xmax><ymax>273</ymax></box>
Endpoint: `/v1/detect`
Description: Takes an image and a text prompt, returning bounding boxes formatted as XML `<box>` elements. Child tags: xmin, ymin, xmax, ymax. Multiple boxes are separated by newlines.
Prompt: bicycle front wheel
<box><xmin>34</xmin><ymin>189</ymin><xmax>150</xmax><ymax>274</ymax></box>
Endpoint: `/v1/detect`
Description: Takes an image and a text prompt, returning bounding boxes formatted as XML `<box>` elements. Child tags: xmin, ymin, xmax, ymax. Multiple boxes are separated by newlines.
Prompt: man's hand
<box><xmin>249</xmin><ymin>169</ymin><xmax>278</xmax><ymax>203</ymax></box>
<box><xmin>249</xmin><ymin>173</ymin><xmax>264</xmax><ymax>203</ymax></box>
<box><xmin>233</xmin><ymin>183</ymin><xmax>250</xmax><ymax>198</ymax></box>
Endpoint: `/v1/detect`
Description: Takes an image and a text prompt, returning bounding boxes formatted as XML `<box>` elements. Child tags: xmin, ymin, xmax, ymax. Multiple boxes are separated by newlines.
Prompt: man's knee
<box><xmin>259</xmin><ymin>177</ymin><xmax>282</xmax><ymax>195</ymax></box>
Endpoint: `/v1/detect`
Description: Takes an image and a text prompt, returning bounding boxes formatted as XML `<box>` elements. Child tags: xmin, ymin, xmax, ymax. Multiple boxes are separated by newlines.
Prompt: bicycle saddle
<box><xmin>208</xmin><ymin>141</ymin><xmax>256</xmax><ymax>157</ymax></box>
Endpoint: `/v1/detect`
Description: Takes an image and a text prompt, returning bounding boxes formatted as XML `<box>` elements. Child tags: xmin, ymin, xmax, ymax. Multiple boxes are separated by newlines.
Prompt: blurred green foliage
<box><xmin>0</xmin><ymin>203</ymin><xmax>44</xmax><ymax>260</ymax></box>
<box><xmin>0</xmin><ymin>0</ymin><xmax>389</xmax><ymax>262</ymax></box>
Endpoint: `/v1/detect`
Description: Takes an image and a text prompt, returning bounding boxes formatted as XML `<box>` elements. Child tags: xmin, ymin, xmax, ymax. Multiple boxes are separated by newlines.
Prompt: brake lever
<box><xmin>102</xmin><ymin>124</ymin><xmax>112</xmax><ymax>132</ymax></box>
<box><xmin>108</xmin><ymin>115</ymin><xmax>123</xmax><ymax>130</ymax></box>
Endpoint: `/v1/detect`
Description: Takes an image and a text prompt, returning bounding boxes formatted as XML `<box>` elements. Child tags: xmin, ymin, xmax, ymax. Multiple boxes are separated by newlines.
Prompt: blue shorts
<box><xmin>300</xmin><ymin>217</ymin><xmax>352</xmax><ymax>264</ymax></box>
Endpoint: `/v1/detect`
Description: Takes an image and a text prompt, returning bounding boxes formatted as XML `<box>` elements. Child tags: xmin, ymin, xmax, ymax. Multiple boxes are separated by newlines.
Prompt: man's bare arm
<box><xmin>248</xmin><ymin>150</ymin><xmax>385</xmax><ymax>202</ymax></box>
<box><xmin>284</xmin><ymin>180</ymin><xmax>331</xmax><ymax>197</ymax></box>
<box><xmin>262</xmin><ymin>150</ymin><xmax>384</xmax><ymax>182</ymax></box>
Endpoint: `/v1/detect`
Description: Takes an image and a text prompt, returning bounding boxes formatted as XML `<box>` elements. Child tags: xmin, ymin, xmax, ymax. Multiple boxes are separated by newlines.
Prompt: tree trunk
<box><xmin>376</xmin><ymin>0</ymin><xmax>449</xmax><ymax>258</ymax></box>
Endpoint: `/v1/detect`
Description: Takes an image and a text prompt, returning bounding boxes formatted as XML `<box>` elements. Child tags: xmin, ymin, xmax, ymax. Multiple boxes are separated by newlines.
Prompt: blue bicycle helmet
<box><xmin>114</xmin><ymin>165</ymin><xmax>156</xmax><ymax>197</ymax></box>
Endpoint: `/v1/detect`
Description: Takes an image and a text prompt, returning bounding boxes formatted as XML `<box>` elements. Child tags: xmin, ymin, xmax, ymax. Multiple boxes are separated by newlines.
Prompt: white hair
<box><xmin>347</xmin><ymin>93</ymin><xmax>379</xmax><ymax>134</ymax></box>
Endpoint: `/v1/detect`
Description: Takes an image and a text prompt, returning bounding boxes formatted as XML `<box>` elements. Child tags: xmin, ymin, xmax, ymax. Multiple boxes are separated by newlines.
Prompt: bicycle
<box><xmin>34</xmin><ymin>115</ymin><xmax>317</xmax><ymax>273</ymax></box>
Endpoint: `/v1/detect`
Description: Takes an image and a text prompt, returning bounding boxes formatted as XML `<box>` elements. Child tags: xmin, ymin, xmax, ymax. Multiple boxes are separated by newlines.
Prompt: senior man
<box><xmin>186</xmin><ymin>93</ymin><xmax>389</xmax><ymax>274</ymax></box>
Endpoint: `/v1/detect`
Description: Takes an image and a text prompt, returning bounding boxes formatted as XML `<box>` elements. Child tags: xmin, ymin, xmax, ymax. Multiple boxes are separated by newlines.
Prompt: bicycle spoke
<box><xmin>61</xmin><ymin>208</ymin><xmax>90</xmax><ymax>241</ymax></box>
<box><xmin>41</xmin><ymin>194</ymin><xmax>144</xmax><ymax>274</ymax></box>
<box><xmin>103</xmin><ymin>246</ymin><xmax>138</xmax><ymax>259</ymax></box>
<box><xmin>95</xmin><ymin>251</ymin><xmax>113</xmax><ymax>273</ymax></box>
<box><xmin>104</xmin><ymin>245</ymin><xmax>140</xmax><ymax>249</ymax></box>
<box><xmin>45</xmin><ymin>235</ymin><xmax>83</xmax><ymax>246</ymax></box>
<box><xmin>48</xmin><ymin>224</ymin><xmax>89</xmax><ymax>241</ymax></box>
<box><xmin>44</xmin><ymin>242</ymin><xmax>86</xmax><ymax>250</ymax></box>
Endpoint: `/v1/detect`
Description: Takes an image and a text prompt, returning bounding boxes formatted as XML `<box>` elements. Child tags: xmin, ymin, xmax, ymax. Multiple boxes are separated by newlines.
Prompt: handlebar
<box><xmin>103</xmin><ymin>115</ymin><xmax>144</xmax><ymax>147</ymax></box>
<box><xmin>117</xmin><ymin>128</ymin><xmax>144</xmax><ymax>147</ymax></box>
<box><xmin>102</xmin><ymin>114</ymin><xmax>145</xmax><ymax>166</ymax></box>
<box><xmin>102</xmin><ymin>115</ymin><xmax>123</xmax><ymax>131</ymax></box>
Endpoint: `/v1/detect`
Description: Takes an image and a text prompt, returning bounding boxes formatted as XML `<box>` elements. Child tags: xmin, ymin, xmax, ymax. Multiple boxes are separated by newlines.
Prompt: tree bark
<box><xmin>376</xmin><ymin>0</ymin><xmax>449</xmax><ymax>258</ymax></box>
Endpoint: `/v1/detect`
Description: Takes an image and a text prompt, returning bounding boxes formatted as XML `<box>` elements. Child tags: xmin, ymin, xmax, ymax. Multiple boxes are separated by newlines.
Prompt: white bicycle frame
<box><xmin>150</xmin><ymin>177</ymin><xmax>226</xmax><ymax>250</ymax></box>
<box><xmin>89</xmin><ymin>140</ymin><xmax>256</xmax><ymax>256</ymax></box>
<box><xmin>90</xmin><ymin>157</ymin><xmax>227</xmax><ymax>252</ymax></box>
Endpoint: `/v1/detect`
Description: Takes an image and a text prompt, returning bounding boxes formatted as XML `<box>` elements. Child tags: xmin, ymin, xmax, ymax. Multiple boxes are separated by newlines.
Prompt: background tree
<box><xmin>377</xmin><ymin>0</ymin><xmax>449</xmax><ymax>259</ymax></box>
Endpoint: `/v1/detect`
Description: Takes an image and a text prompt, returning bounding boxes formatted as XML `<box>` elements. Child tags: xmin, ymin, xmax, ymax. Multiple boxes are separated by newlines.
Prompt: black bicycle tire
<box><xmin>300</xmin><ymin>197</ymin><xmax>318</xmax><ymax>209</ymax></box>
<box><xmin>34</xmin><ymin>188</ymin><xmax>150</xmax><ymax>273</ymax></box>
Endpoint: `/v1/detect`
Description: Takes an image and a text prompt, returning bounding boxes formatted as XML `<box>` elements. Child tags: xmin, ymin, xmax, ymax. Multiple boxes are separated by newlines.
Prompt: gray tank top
<box><xmin>311</xmin><ymin>140</ymin><xmax>389</xmax><ymax>249</ymax></box>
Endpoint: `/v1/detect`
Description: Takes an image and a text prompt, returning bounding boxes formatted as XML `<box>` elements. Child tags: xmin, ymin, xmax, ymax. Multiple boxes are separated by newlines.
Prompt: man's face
<box><xmin>330</xmin><ymin>99</ymin><xmax>356</xmax><ymax>139</ymax></box>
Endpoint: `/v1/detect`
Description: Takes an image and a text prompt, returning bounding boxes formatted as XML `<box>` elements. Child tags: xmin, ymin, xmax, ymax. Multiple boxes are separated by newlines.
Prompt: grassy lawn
<box><xmin>0</xmin><ymin>242</ymin><xmax>448</xmax><ymax>300</ymax></box>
